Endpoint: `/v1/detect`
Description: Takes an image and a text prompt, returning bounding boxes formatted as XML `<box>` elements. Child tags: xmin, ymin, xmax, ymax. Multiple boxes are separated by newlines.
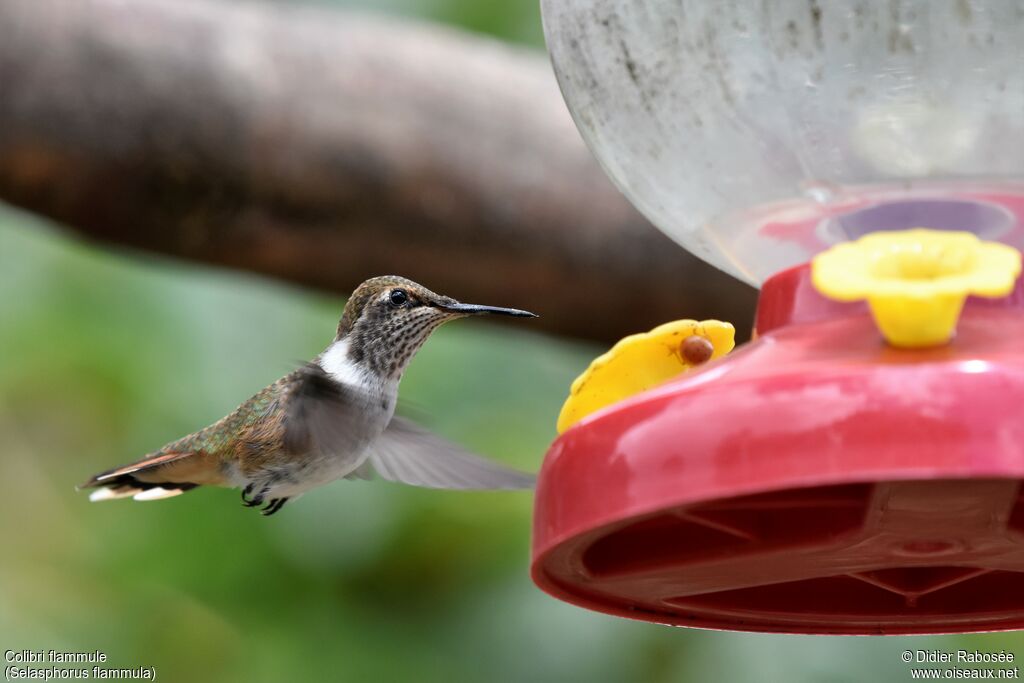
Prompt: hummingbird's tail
<box><xmin>79</xmin><ymin>451</ymin><xmax>204</xmax><ymax>502</ymax></box>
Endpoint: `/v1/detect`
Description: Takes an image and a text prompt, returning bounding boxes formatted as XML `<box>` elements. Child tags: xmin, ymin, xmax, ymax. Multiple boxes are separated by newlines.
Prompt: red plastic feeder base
<box><xmin>532</xmin><ymin>263</ymin><xmax>1024</xmax><ymax>635</ymax></box>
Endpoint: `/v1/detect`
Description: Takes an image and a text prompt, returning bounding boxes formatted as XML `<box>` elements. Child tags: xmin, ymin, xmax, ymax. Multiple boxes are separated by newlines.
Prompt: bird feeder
<box><xmin>531</xmin><ymin>1</ymin><xmax>1024</xmax><ymax>634</ymax></box>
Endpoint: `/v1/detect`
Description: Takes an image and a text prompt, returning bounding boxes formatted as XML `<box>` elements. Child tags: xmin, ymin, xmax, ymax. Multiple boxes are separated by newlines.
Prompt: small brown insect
<box><xmin>680</xmin><ymin>335</ymin><xmax>714</xmax><ymax>365</ymax></box>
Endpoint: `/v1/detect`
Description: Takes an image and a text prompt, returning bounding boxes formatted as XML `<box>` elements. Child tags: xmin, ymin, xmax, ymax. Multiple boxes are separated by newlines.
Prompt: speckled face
<box><xmin>340</xmin><ymin>278</ymin><xmax>461</xmax><ymax>381</ymax></box>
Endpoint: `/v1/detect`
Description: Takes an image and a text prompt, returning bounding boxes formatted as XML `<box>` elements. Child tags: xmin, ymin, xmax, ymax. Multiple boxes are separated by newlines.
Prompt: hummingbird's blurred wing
<box><xmin>367</xmin><ymin>416</ymin><xmax>536</xmax><ymax>490</ymax></box>
<box><xmin>284</xmin><ymin>364</ymin><xmax>371</xmax><ymax>467</ymax></box>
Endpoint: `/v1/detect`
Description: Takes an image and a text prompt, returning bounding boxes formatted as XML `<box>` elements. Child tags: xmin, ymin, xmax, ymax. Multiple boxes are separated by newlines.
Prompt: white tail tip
<box><xmin>132</xmin><ymin>487</ymin><xmax>187</xmax><ymax>501</ymax></box>
<box><xmin>89</xmin><ymin>487</ymin><xmax>142</xmax><ymax>502</ymax></box>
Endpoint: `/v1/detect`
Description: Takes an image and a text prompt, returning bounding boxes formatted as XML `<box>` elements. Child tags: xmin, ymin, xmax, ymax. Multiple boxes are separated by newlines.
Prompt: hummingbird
<box><xmin>80</xmin><ymin>276</ymin><xmax>538</xmax><ymax>516</ymax></box>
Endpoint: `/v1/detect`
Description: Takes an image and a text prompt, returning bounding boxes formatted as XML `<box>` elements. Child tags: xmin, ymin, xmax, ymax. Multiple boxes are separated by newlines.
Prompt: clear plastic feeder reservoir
<box><xmin>531</xmin><ymin>1</ymin><xmax>1024</xmax><ymax>634</ymax></box>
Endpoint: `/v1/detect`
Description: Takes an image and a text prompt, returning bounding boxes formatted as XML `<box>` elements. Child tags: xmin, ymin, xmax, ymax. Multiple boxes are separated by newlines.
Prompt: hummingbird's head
<box><xmin>324</xmin><ymin>276</ymin><xmax>536</xmax><ymax>383</ymax></box>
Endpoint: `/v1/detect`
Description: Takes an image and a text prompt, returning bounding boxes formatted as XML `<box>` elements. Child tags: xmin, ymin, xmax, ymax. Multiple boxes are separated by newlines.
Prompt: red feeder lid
<box><xmin>532</xmin><ymin>263</ymin><xmax>1024</xmax><ymax>635</ymax></box>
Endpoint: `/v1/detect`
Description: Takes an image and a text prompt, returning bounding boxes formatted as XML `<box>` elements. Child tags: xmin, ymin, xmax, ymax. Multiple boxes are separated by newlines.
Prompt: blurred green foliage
<box><xmin>302</xmin><ymin>0</ymin><xmax>544</xmax><ymax>46</ymax></box>
<box><xmin>1</xmin><ymin>0</ymin><xmax>1022</xmax><ymax>681</ymax></box>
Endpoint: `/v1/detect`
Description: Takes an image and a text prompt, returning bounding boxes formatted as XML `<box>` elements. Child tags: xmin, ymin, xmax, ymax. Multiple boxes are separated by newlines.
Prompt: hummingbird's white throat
<box><xmin>320</xmin><ymin>338</ymin><xmax>393</xmax><ymax>394</ymax></box>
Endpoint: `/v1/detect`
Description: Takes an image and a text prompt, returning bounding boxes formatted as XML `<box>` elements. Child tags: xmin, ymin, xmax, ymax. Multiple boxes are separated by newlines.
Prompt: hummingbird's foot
<box><xmin>261</xmin><ymin>498</ymin><xmax>289</xmax><ymax>516</ymax></box>
<box><xmin>241</xmin><ymin>483</ymin><xmax>267</xmax><ymax>508</ymax></box>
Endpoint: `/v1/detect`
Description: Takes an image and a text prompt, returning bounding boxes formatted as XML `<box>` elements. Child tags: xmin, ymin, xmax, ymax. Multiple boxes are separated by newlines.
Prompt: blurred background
<box><xmin>0</xmin><ymin>0</ymin><xmax>1020</xmax><ymax>681</ymax></box>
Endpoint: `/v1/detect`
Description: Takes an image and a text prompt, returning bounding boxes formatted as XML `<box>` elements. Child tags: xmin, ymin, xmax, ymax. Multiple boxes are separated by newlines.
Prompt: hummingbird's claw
<box><xmin>242</xmin><ymin>483</ymin><xmax>286</xmax><ymax>515</ymax></box>
<box><xmin>241</xmin><ymin>483</ymin><xmax>266</xmax><ymax>507</ymax></box>
<box><xmin>261</xmin><ymin>498</ymin><xmax>289</xmax><ymax>516</ymax></box>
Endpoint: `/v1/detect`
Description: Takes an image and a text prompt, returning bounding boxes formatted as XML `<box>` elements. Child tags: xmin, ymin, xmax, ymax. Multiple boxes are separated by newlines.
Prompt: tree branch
<box><xmin>0</xmin><ymin>0</ymin><xmax>756</xmax><ymax>342</ymax></box>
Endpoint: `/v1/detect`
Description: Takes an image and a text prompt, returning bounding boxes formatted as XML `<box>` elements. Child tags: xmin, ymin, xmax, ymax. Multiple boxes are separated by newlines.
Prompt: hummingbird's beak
<box><xmin>440</xmin><ymin>302</ymin><xmax>538</xmax><ymax>318</ymax></box>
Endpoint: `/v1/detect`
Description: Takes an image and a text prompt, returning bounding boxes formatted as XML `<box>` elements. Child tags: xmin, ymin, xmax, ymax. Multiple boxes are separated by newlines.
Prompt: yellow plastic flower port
<box><xmin>556</xmin><ymin>320</ymin><xmax>735</xmax><ymax>433</ymax></box>
<box><xmin>812</xmin><ymin>229</ymin><xmax>1022</xmax><ymax>348</ymax></box>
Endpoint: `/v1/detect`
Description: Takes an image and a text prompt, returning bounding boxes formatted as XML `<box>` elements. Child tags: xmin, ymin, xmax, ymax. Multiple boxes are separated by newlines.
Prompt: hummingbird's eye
<box><xmin>388</xmin><ymin>289</ymin><xmax>409</xmax><ymax>307</ymax></box>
